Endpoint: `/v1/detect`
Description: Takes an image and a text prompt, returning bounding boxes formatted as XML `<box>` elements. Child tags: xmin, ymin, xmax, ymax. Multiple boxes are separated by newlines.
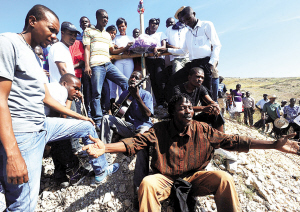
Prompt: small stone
<box><xmin>219</xmin><ymin>164</ymin><xmax>226</xmax><ymax>170</ymax></box>
<box><xmin>103</xmin><ymin>193</ymin><xmax>112</xmax><ymax>203</ymax></box>
<box><xmin>124</xmin><ymin>199</ymin><xmax>131</xmax><ymax>207</ymax></box>
<box><xmin>119</xmin><ymin>184</ymin><xmax>126</xmax><ymax>193</ymax></box>
<box><xmin>107</xmin><ymin>201</ymin><xmax>114</xmax><ymax>208</ymax></box>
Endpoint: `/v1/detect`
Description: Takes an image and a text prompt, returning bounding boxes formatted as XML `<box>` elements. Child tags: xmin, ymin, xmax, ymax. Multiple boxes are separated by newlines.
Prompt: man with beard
<box><xmin>83</xmin><ymin>93</ymin><xmax>300</xmax><ymax>212</ymax></box>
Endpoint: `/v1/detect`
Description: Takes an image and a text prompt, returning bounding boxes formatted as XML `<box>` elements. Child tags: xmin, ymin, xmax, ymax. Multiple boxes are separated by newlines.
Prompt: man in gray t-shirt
<box><xmin>0</xmin><ymin>5</ymin><xmax>118</xmax><ymax>211</ymax></box>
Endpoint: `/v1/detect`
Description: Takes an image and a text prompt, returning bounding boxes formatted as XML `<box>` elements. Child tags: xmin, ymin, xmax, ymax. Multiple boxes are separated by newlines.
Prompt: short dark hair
<box><xmin>188</xmin><ymin>67</ymin><xmax>204</xmax><ymax>76</ymax></box>
<box><xmin>59</xmin><ymin>73</ymin><xmax>79</xmax><ymax>84</ymax></box>
<box><xmin>116</xmin><ymin>17</ymin><xmax>127</xmax><ymax>27</ymax></box>
<box><xmin>96</xmin><ymin>9</ymin><xmax>107</xmax><ymax>19</ymax></box>
<box><xmin>236</xmin><ymin>84</ymin><xmax>241</xmax><ymax>87</ymax></box>
<box><xmin>168</xmin><ymin>93</ymin><xmax>192</xmax><ymax>117</ymax></box>
<box><xmin>80</xmin><ymin>16</ymin><xmax>89</xmax><ymax>23</ymax></box>
<box><xmin>24</xmin><ymin>4</ymin><xmax>59</xmax><ymax>31</ymax></box>
<box><xmin>106</xmin><ymin>25</ymin><xmax>117</xmax><ymax>33</ymax></box>
<box><xmin>149</xmin><ymin>18</ymin><xmax>160</xmax><ymax>26</ymax></box>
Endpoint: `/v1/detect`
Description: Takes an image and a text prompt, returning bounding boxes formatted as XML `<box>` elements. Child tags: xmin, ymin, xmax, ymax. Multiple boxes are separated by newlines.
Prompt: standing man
<box><xmin>49</xmin><ymin>21</ymin><xmax>79</xmax><ymax>83</ymax></box>
<box><xmin>256</xmin><ymin>94</ymin><xmax>269</xmax><ymax>112</ymax></box>
<box><xmin>218</xmin><ymin>76</ymin><xmax>227</xmax><ymax>116</ymax></box>
<box><xmin>76</xmin><ymin>16</ymin><xmax>90</xmax><ymax>42</ymax></box>
<box><xmin>262</xmin><ymin>95</ymin><xmax>282</xmax><ymax>136</ymax></box>
<box><xmin>165</xmin><ymin>6</ymin><xmax>189</xmax><ymax>74</ymax></box>
<box><xmin>0</xmin><ymin>5</ymin><xmax>118</xmax><ymax>211</ymax></box>
<box><xmin>283</xmin><ymin>98</ymin><xmax>300</xmax><ymax>139</ymax></box>
<box><xmin>165</xmin><ymin>6</ymin><xmax>221</xmax><ymax>96</ymax></box>
<box><xmin>83</xmin><ymin>9</ymin><xmax>129</xmax><ymax>126</ymax></box>
<box><xmin>83</xmin><ymin>93</ymin><xmax>300</xmax><ymax>212</ymax></box>
<box><xmin>242</xmin><ymin>91</ymin><xmax>255</xmax><ymax>126</ymax></box>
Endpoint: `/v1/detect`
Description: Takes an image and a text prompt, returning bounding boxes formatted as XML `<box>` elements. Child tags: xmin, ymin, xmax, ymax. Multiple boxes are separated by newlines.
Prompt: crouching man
<box><xmin>83</xmin><ymin>93</ymin><xmax>300</xmax><ymax>212</ymax></box>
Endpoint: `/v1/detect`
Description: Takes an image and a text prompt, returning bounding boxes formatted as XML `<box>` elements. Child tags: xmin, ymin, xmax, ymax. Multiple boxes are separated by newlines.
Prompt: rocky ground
<box><xmin>2</xmin><ymin>109</ymin><xmax>299</xmax><ymax>212</ymax></box>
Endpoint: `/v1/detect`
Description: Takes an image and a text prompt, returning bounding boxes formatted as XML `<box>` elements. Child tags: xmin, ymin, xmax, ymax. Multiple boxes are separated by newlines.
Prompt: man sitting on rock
<box><xmin>283</xmin><ymin>98</ymin><xmax>300</xmax><ymax>139</ymax></box>
<box><xmin>83</xmin><ymin>93</ymin><xmax>300</xmax><ymax>212</ymax></box>
<box><xmin>173</xmin><ymin>67</ymin><xmax>224</xmax><ymax>132</ymax></box>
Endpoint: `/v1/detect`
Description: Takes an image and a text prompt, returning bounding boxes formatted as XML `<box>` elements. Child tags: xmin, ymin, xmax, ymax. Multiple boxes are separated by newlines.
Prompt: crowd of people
<box><xmin>0</xmin><ymin>4</ymin><xmax>299</xmax><ymax>212</ymax></box>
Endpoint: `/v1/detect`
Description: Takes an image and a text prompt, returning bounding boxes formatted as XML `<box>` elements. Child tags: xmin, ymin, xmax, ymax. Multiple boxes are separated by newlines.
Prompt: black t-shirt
<box><xmin>173</xmin><ymin>83</ymin><xmax>209</xmax><ymax>106</ymax></box>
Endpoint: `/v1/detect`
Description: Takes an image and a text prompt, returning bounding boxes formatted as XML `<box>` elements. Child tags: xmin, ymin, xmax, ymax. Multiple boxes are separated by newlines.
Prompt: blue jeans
<box><xmin>0</xmin><ymin>117</ymin><xmax>107</xmax><ymax>211</ymax></box>
<box><xmin>91</xmin><ymin>62</ymin><xmax>128</xmax><ymax>124</ymax></box>
<box><xmin>212</xmin><ymin>77</ymin><xmax>219</xmax><ymax>102</ymax></box>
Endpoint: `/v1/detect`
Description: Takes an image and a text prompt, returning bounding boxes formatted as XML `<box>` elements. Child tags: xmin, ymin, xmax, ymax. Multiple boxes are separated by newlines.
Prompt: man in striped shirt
<box><xmin>83</xmin><ymin>93</ymin><xmax>300</xmax><ymax>212</ymax></box>
<box><xmin>83</xmin><ymin>9</ymin><xmax>132</xmax><ymax>126</ymax></box>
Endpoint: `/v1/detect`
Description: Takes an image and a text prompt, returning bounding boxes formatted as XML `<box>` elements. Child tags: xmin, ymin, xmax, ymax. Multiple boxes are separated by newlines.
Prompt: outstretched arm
<box><xmin>250</xmin><ymin>133</ymin><xmax>300</xmax><ymax>155</ymax></box>
<box><xmin>83</xmin><ymin>135</ymin><xmax>127</xmax><ymax>158</ymax></box>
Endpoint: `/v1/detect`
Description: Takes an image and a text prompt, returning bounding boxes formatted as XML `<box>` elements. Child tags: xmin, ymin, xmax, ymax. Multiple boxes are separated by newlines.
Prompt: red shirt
<box><xmin>69</xmin><ymin>40</ymin><xmax>84</xmax><ymax>78</ymax></box>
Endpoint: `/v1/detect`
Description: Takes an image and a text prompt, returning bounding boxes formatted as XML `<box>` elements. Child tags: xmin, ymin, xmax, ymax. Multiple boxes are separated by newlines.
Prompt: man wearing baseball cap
<box><xmin>48</xmin><ymin>21</ymin><xmax>80</xmax><ymax>83</ymax></box>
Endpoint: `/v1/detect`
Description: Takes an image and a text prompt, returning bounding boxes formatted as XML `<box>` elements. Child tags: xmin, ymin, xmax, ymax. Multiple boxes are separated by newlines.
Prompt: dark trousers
<box><xmin>146</xmin><ymin>58</ymin><xmax>167</xmax><ymax>105</ymax></box>
<box><xmin>244</xmin><ymin>108</ymin><xmax>254</xmax><ymax>126</ymax></box>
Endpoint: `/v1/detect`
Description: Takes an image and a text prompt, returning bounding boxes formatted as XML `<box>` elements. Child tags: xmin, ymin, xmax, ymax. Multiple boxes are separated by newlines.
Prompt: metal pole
<box><xmin>138</xmin><ymin>0</ymin><xmax>146</xmax><ymax>89</ymax></box>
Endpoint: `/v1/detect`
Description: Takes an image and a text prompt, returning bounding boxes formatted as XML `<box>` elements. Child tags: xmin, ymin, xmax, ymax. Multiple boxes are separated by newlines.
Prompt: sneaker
<box><xmin>95</xmin><ymin>163</ymin><xmax>120</xmax><ymax>184</ymax></box>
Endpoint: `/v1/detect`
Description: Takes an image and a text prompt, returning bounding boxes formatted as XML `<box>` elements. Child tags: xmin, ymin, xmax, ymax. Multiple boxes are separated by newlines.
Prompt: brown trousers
<box><xmin>138</xmin><ymin>170</ymin><xmax>240</xmax><ymax>212</ymax></box>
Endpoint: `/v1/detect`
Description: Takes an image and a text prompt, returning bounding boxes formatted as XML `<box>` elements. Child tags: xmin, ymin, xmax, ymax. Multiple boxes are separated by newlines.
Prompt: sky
<box><xmin>1</xmin><ymin>0</ymin><xmax>300</xmax><ymax>78</ymax></box>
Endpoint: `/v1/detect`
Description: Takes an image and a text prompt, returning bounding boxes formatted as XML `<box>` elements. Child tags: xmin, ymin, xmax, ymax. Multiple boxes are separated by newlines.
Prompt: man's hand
<box><xmin>82</xmin><ymin>135</ymin><xmax>105</xmax><ymax>158</ymax></box>
<box><xmin>128</xmin><ymin>84</ymin><xmax>139</xmax><ymax>100</ymax></box>
<box><xmin>76</xmin><ymin>91</ymin><xmax>83</xmax><ymax>102</ymax></box>
<box><xmin>275</xmin><ymin>133</ymin><xmax>300</xmax><ymax>155</ymax></box>
<box><xmin>210</xmin><ymin>103</ymin><xmax>220</xmax><ymax>116</ymax></box>
<box><xmin>80</xmin><ymin>116</ymin><xmax>95</xmax><ymax>126</ymax></box>
<box><xmin>125</xmin><ymin>42</ymin><xmax>133</xmax><ymax>50</ymax></box>
<box><xmin>84</xmin><ymin>66</ymin><xmax>92</xmax><ymax>77</ymax></box>
<box><xmin>44</xmin><ymin>70</ymin><xmax>50</xmax><ymax>77</ymax></box>
<box><xmin>202</xmin><ymin>105</ymin><xmax>213</xmax><ymax>114</ymax></box>
<box><xmin>6</xmin><ymin>153</ymin><xmax>29</xmax><ymax>184</ymax></box>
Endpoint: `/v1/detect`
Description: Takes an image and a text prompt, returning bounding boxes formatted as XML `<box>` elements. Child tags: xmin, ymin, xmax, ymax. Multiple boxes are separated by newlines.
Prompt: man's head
<box><xmin>96</xmin><ymin>9</ymin><xmax>108</xmax><ymax>28</ymax></box>
<box><xmin>116</xmin><ymin>18</ymin><xmax>127</xmax><ymax>36</ymax></box>
<box><xmin>168</xmin><ymin>94</ymin><xmax>194</xmax><ymax>127</ymax></box>
<box><xmin>166</xmin><ymin>17</ymin><xmax>175</xmax><ymax>28</ymax></box>
<box><xmin>79</xmin><ymin>16</ymin><xmax>90</xmax><ymax>31</ymax></box>
<box><xmin>188</xmin><ymin>67</ymin><xmax>204</xmax><ymax>88</ymax></box>
<box><xmin>269</xmin><ymin>95</ymin><xmax>277</xmax><ymax>103</ymax></box>
<box><xmin>23</xmin><ymin>4</ymin><xmax>60</xmax><ymax>48</ymax></box>
<box><xmin>219</xmin><ymin>76</ymin><xmax>224</xmax><ymax>83</ymax></box>
<box><xmin>34</xmin><ymin>46</ymin><xmax>44</xmax><ymax>60</ymax></box>
<box><xmin>180</xmin><ymin>6</ymin><xmax>197</xmax><ymax>28</ymax></box>
<box><xmin>61</xmin><ymin>22</ymin><xmax>80</xmax><ymax>47</ymax></box>
<box><xmin>59</xmin><ymin>73</ymin><xmax>81</xmax><ymax>101</ymax></box>
<box><xmin>149</xmin><ymin>18</ymin><xmax>160</xmax><ymax>34</ymax></box>
<box><xmin>290</xmin><ymin>98</ymin><xmax>296</xmax><ymax>107</ymax></box>
<box><xmin>106</xmin><ymin>25</ymin><xmax>117</xmax><ymax>40</ymax></box>
<box><xmin>236</xmin><ymin>84</ymin><xmax>241</xmax><ymax>90</ymax></box>
<box><xmin>281</xmin><ymin>100</ymin><xmax>288</xmax><ymax>107</ymax></box>
<box><xmin>133</xmin><ymin>28</ymin><xmax>140</xmax><ymax>38</ymax></box>
<box><xmin>263</xmin><ymin>94</ymin><xmax>268</xmax><ymax>100</ymax></box>
<box><xmin>246</xmin><ymin>91</ymin><xmax>250</xmax><ymax>97</ymax></box>
<box><xmin>128</xmin><ymin>71</ymin><xmax>142</xmax><ymax>86</ymax></box>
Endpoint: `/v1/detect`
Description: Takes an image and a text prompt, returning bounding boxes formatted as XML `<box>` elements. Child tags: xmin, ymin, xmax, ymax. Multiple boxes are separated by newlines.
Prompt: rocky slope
<box><xmin>30</xmin><ymin>116</ymin><xmax>300</xmax><ymax>212</ymax></box>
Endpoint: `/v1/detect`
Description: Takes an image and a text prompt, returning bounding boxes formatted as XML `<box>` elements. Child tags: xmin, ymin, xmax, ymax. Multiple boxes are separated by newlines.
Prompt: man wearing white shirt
<box><xmin>165</xmin><ymin>8</ymin><xmax>189</xmax><ymax>74</ymax></box>
<box><xmin>164</xmin><ymin>6</ymin><xmax>221</xmax><ymax>97</ymax></box>
<box><xmin>49</xmin><ymin>22</ymin><xmax>79</xmax><ymax>83</ymax></box>
<box><xmin>256</xmin><ymin>94</ymin><xmax>269</xmax><ymax>112</ymax></box>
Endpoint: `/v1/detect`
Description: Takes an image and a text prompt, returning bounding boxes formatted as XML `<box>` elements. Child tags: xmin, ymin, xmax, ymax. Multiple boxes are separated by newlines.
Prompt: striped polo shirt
<box><xmin>83</xmin><ymin>26</ymin><xmax>113</xmax><ymax>67</ymax></box>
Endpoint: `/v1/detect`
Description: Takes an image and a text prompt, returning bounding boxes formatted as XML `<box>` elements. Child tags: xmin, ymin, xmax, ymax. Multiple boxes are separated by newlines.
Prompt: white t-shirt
<box><xmin>165</xmin><ymin>26</ymin><xmax>189</xmax><ymax>61</ymax></box>
<box><xmin>44</xmin><ymin>82</ymin><xmax>68</xmax><ymax>116</ymax></box>
<box><xmin>256</xmin><ymin>99</ymin><xmax>269</xmax><ymax>109</ymax></box>
<box><xmin>49</xmin><ymin>42</ymin><xmax>75</xmax><ymax>83</ymax></box>
<box><xmin>113</xmin><ymin>35</ymin><xmax>134</xmax><ymax>50</ymax></box>
<box><xmin>149</xmin><ymin>32</ymin><xmax>167</xmax><ymax>59</ymax></box>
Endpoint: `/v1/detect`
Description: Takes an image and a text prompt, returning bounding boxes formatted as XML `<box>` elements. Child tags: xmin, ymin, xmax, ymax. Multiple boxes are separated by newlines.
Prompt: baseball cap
<box><xmin>61</xmin><ymin>22</ymin><xmax>80</xmax><ymax>34</ymax></box>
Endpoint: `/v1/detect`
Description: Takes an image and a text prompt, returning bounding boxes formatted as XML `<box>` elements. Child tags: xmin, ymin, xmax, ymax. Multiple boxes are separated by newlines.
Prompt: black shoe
<box><xmin>70</xmin><ymin>166</ymin><xmax>93</xmax><ymax>186</ymax></box>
